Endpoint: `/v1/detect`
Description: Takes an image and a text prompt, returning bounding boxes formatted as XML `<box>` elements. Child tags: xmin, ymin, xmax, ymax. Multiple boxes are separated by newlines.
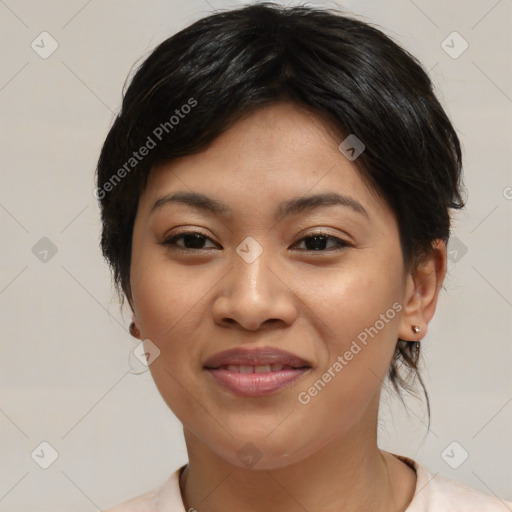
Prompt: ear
<box><xmin>125</xmin><ymin>281</ymin><xmax>141</xmax><ymax>339</ymax></box>
<box><xmin>129</xmin><ymin>313</ymin><xmax>142</xmax><ymax>340</ymax></box>
<box><xmin>398</xmin><ymin>239</ymin><xmax>447</xmax><ymax>341</ymax></box>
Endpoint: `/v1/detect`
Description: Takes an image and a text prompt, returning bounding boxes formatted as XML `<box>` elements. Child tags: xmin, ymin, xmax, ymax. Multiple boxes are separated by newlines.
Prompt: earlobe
<box><xmin>126</xmin><ymin>283</ymin><xmax>141</xmax><ymax>339</ymax></box>
<box><xmin>398</xmin><ymin>240</ymin><xmax>447</xmax><ymax>341</ymax></box>
<box><xmin>129</xmin><ymin>313</ymin><xmax>142</xmax><ymax>339</ymax></box>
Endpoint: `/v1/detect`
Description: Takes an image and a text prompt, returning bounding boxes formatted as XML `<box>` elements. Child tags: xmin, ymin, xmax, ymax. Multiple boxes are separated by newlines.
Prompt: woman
<box><xmin>97</xmin><ymin>3</ymin><xmax>511</xmax><ymax>510</ymax></box>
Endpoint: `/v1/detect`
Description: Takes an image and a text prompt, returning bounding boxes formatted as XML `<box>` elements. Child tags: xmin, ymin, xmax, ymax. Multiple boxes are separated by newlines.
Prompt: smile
<box><xmin>206</xmin><ymin>366</ymin><xmax>310</xmax><ymax>397</ymax></box>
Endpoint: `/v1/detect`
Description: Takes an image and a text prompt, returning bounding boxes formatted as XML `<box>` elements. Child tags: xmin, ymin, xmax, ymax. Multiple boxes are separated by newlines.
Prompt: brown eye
<box><xmin>293</xmin><ymin>232</ymin><xmax>349</xmax><ymax>252</ymax></box>
<box><xmin>162</xmin><ymin>231</ymin><xmax>218</xmax><ymax>251</ymax></box>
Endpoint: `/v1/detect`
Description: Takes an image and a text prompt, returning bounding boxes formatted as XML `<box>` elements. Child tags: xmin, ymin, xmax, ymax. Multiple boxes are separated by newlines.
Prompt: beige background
<box><xmin>1</xmin><ymin>0</ymin><xmax>511</xmax><ymax>510</ymax></box>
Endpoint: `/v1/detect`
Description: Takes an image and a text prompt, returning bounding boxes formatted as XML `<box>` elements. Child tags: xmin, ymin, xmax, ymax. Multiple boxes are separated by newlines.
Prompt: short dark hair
<box><xmin>96</xmin><ymin>2</ymin><xmax>464</xmax><ymax>404</ymax></box>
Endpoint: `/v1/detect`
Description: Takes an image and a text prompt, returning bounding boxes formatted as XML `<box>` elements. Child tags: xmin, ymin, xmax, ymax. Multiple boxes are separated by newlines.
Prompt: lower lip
<box><xmin>205</xmin><ymin>367</ymin><xmax>310</xmax><ymax>397</ymax></box>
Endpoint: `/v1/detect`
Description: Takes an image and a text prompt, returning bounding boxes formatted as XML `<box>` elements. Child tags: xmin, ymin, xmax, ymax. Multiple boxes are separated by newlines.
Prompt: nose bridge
<box><xmin>213</xmin><ymin>238</ymin><xmax>296</xmax><ymax>330</ymax></box>
<box><xmin>232</xmin><ymin>239</ymin><xmax>276</xmax><ymax>303</ymax></box>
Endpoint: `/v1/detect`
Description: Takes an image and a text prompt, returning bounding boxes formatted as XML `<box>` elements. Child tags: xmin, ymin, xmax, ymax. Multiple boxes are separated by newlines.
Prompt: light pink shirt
<box><xmin>103</xmin><ymin>455</ymin><xmax>512</xmax><ymax>511</ymax></box>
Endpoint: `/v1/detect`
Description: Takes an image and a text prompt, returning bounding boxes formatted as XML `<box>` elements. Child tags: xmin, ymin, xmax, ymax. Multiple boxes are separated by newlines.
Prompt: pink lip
<box><xmin>203</xmin><ymin>347</ymin><xmax>312</xmax><ymax>397</ymax></box>
<box><xmin>203</xmin><ymin>347</ymin><xmax>311</xmax><ymax>368</ymax></box>
<box><xmin>206</xmin><ymin>367</ymin><xmax>310</xmax><ymax>397</ymax></box>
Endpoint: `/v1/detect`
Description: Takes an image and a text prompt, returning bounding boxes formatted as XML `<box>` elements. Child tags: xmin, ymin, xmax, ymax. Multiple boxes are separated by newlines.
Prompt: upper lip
<box><xmin>203</xmin><ymin>347</ymin><xmax>311</xmax><ymax>369</ymax></box>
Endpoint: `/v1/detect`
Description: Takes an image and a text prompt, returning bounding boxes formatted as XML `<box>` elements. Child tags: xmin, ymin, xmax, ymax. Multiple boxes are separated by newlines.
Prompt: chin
<box><xmin>206</xmin><ymin>431</ymin><xmax>318</xmax><ymax>471</ymax></box>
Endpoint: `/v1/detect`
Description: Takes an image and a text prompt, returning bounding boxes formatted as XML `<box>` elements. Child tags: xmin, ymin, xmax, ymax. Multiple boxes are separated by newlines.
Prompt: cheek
<box><xmin>131</xmin><ymin>261</ymin><xmax>207</xmax><ymax>425</ymax></box>
<box><xmin>130</xmin><ymin>246</ymin><xmax>203</xmax><ymax>385</ymax></box>
<box><xmin>288</xmin><ymin>282</ymin><xmax>402</xmax><ymax>456</ymax></box>
<box><xmin>298</xmin><ymin>258</ymin><xmax>404</xmax><ymax>400</ymax></box>
<box><xmin>306</xmin><ymin>258</ymin><xmax>403</xmax><ymax>342</ymax></box>
<box><xmin>131</xmin><ymin>249</ymin><xmax>203</xmax><ymax>337</ymax></box>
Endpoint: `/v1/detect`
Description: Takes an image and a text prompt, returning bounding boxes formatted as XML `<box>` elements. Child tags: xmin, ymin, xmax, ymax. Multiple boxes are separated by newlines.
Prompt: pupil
<box><xmin>184</xmin><ymin>234</ymin><xmax>205</xmax><ymax>249</ymax></box>
<box><xmin>306</xmin><ymin>235</ymin><xmax>327</xmax><ymax>251</ymax></box>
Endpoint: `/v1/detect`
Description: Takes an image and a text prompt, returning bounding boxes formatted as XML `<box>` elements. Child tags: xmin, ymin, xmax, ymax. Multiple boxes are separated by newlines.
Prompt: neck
<box><xmin>180</xmin><ymin>417</ymin><xmax>415</xmax><ymax>512</ymax></box>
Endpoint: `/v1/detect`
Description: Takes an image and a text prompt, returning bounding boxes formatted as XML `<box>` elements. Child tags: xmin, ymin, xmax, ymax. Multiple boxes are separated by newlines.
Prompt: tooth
<box><xmin>255</xmin><ymin>365</ymin><xmax>271</xmax><ymax>373</ymax></box>
<box><xmin>226</xmin><ymin>365</ymin><xmax>239</xmax><ymax>372</ymax></box>
<box><xmin>239</xmin><ymin>365</ymin><xmax>254</xmax><ymax>374</ymax></box>
<box><xmin>270</xmin><ymin>364</ymin><xmax>283</xmax><ymax>372</ymax></box>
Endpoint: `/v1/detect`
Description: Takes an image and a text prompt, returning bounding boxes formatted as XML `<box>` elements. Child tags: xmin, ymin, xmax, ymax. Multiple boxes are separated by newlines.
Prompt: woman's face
<box><xmin>130</xmin><ymin>102</ymin><xmax>419</xmax><ymax>469</ymax></box>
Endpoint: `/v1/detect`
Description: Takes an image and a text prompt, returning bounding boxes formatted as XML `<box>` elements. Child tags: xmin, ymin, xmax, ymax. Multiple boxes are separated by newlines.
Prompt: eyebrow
<box><xmin>151</xmin><ymin>191</ymin><xmax>369</xmax><ymax>219</ymax></box>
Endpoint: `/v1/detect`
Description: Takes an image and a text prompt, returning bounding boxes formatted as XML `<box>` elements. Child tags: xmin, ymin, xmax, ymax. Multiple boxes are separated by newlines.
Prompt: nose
<box><xmin>212</xmin><ymin>249</ymin><xmax>298</xmax><ymax>331</ymax></box>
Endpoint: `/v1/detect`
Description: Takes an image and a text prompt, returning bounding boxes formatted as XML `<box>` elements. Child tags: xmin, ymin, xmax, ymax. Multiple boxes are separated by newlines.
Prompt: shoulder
<box><xmin>103</xmin><ymin>488</ymin><xmax>158</xmax><ymax>512</ymax></box>
<box><xmin>397</xmin><ymin>455</ymin><xmax>512</xmax><ymax>512</ymax></box>
<box><xmin>419</xmin><ymin>472</ymin><xmax>512</xmax><ymax>511</ymax></box>
<box><xmin>102</xmin><ymin>466</ymin><xmax>186</xmax><ymax>512</ymax></box>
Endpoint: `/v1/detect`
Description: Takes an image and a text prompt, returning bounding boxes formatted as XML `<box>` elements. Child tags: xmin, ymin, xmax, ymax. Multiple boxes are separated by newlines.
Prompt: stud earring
<box><xmin>411</xmin><ymin>325</ymin><xmax>421</xmax><ymax>334</ymax></box>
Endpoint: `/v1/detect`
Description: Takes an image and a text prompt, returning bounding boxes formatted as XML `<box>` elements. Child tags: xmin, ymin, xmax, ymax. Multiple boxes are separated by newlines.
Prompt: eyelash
<box><xmin>161</xmin><ymin>230</ymin><xmax>350</xmax><ymax>253</ymax></box>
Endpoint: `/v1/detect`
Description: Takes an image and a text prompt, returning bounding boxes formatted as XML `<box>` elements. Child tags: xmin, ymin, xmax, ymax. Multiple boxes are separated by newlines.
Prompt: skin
<box><xmin>127</xmin><ymin>102</ymin><xmax>447</xmax><ymax>512</ymax></box>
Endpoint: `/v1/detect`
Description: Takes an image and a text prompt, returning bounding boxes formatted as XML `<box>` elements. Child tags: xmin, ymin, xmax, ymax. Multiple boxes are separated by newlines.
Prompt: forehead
<box><xmin>140</xmin><ymin>102</ymin><xmax>389</xmax><ymax>219</ymax></box>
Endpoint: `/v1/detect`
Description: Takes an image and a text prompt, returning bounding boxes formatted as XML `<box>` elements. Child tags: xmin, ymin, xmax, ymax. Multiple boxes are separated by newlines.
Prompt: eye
<box><xmin>161</xmin><ymin>230</ymin><xmax>350</xmax><ymax>253</ymax></box>
<box><xmin>161</xmin><ymin>231</ymin><xmax>218</xmax><ymax>251</ymax></box>
<box><xmin>292</xmin><ymin>231</ymin><xmax>350</xmax><ymax>252</ymax></box>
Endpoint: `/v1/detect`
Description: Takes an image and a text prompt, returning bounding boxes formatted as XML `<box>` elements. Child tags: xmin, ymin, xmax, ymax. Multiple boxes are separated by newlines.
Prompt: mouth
<box><xmin>212</xmin><ymin>363</ymin><xmax>307</xmax><ymax>373</ymax></box>
<box><xmin>204</xmin><ymin>347</ymin><xmax>312</xmax><ymax>397</ymax></box>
